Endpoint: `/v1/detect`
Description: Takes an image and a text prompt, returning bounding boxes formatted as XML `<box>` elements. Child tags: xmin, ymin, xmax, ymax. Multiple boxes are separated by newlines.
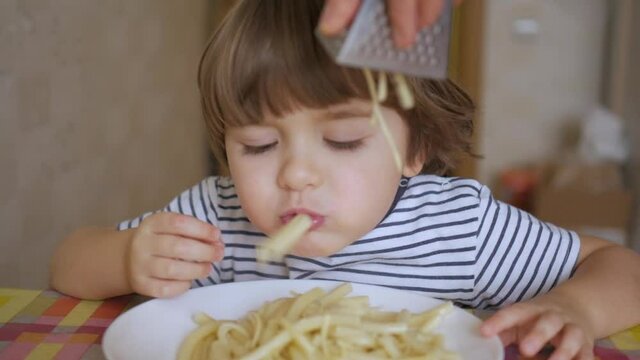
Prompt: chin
<box><xmin>291</xmin><ymin>240</ymin><xmax>342</xmax><ymax>258</ymax></box>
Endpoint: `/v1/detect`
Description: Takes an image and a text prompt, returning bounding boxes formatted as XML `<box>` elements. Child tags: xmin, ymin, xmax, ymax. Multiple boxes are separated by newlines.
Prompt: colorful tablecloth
<box><xmin>0</xmin><ymin>288</ymin><xmax>638</xmax><ymax>359</ymax></box>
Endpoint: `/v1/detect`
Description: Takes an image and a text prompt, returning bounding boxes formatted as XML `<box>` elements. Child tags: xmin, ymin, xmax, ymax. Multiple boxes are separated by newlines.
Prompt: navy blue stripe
<box><xmin>298</xmin><ymin>267</ymin><xmax>473</xmax><ymax>280</ymax></box>
<box><xmin>197</xmin><ymin>182</ymin><xmax>213</xmax><ymax>225</ymax></box>
<box><xmin>205</xmin><ymin>178</ymin><xmax>220</xmax><ymax>220</ymax></box>
<box><xmin>305</xmin><ymin>277</ymin><xmax>473</xmax><ymax>294</ymax></box>
<box><xmin>551</xmin><ymin>228</ymin><xmax>574</xmax><ymax>288</ymax></box>
<box><xmin>224</xmin><ymin>243</ymin><xmax>257</xmax><ymax>250</ymax></box>
<box><xmin>295</xmin><ymin>271</ymin><xmax>316</xmax><ymax>279</ymax></box>
<box><xmin>177</xmin><ymin>192</ymin><xmax>184</xmax><ymax>214</ymax></box>
<box><xmin>382</xmin><ymin>284</ymin><xmax>474</xmax><ymax>294</ymax></box>
<box><xmin>221</xmin><ymin>230</ymin><xmax>264</xmax><ymax>237</ymax></box>
<box><xmin>222</xmin><ymin>270</ymin><xmax>288</xmax><ymax>279</ymax></box>
<box><xmin>332</xmin><ymin>232</ymin><xmax>476</xmax><ymax>258</ymax></box>
<box><xmin>219</xmin><ymin>204</ymin><xmax>242</xmax><ymax>210</ymax></box>
<box><xmin>376</xmin><ymin>246</ymin><xmax>476</xmax><ymax>262</ymax></box>
<box><xmin>217</xmin><ymin>216</ymin><xmax>251</xmax><ymax>222</ymax></box>
<box><xmin>215</xmin><ymin>180</ymin><xmax>235</xmax><ymax>190</ymax></box>
<box><xmin>222</xmin><ymin>255</ymin><xmax>285</xmax><ymax>267</ymax></box>
<box><xmin>218</xmin><ymin>193</ymin><xmax>238</xmax><ymax>200</ymax></box>
<box><xmin>194</xmin><ymin>279</ymin><xmax>203</xmax><ymax>287</ymax></box>
<box><xmin>378</xmin><ymin>204</ymin><xmax>479</xmax><ymax>228</ymax></box>
<box><xmin>394</xmin><ymin>193</ymin><xmax>476</xmax><ymax>213</ymax></box>
<box><xmin>187</xmin><ymin>188</ymin><xmax>196</xmax><ymax>216</ymax></box>
<box><xmin>168</xmin><ymin>199</ymin><xmax>177</xmax><ymax>212</ymax></box>
<box><xmin>474</xmin><ymin>199</ymin><xmax>500</xmax><ymax>278</ymax></box>
<box><xmin>207</xmin><ymin>276</ymin><xmax>217</xmax><ymax>285</ymax></box>
<box><xmin>354</xmin><ymin>217</ymin><xmax>477</xmax><ymax>246</ymax></box>
<box><xmin>367</xmin><ymin>259</ymin><xmax>476</xmax><ymax>268</ymax></box>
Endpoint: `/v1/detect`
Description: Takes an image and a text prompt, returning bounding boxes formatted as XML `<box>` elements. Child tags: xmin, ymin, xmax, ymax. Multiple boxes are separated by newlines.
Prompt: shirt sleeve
<box><xmin>116</xmin><ymin>176</ymin><xmax>220</xmax><ymax>231</ymax></box>
<box><xmin>468</xmin><ymin>185</ymin><xmax>580</xmax><ymax>309</ymax></box>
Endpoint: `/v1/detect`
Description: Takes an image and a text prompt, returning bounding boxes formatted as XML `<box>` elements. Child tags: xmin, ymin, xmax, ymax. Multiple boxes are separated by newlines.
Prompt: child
<box><xmin>51</xmin><ymin>0</ymin><xmax>640</xmax><ymax>358</ymax></box>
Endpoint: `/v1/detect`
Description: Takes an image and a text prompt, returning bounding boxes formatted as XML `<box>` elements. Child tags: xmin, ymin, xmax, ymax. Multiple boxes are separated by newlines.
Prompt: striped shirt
<box><xmin>117</xmin><ymin>174</ymin><xmax>580</xmax><ymax>309</ymax></box>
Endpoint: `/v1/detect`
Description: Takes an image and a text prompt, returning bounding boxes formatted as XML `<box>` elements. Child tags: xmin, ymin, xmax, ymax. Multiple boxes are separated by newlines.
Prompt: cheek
<box><xmin>227</xmin><ymin>154</ymin><xmax>277</xmax><ymax>232</ymax></box>
<box><xmin>330</xmin><ymin>165</ymin><xmax>400</xmax><ymax>229</ymax></box>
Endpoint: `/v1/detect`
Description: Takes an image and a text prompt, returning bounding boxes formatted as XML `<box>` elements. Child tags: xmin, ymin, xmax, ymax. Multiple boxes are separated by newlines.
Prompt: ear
<box><xmin>402</xmin><ymin>152</ymin><xmax>426</xmax><ymax>177</ymax></box>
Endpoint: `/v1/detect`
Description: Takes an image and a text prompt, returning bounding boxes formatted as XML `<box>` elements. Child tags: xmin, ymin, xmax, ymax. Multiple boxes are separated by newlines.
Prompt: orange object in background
<box><xmin>499</xmin><ymin>167</ymin><xmax>539</xmax><ymax>212</ymax></box>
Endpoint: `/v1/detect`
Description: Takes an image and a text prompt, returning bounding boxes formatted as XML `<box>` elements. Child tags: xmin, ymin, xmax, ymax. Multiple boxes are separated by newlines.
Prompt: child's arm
<box><xmin>50</xmin><ymin>212</ymin><xmax>224</xmax><ymax>300</ymax></box>
<box><xmin>481</xmin><ymin>236</ymin><xmax>640</xmax><ymax>359</ymax></box>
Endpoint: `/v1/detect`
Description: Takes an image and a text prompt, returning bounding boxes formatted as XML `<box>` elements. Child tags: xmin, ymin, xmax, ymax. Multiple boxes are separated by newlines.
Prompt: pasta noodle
<box><xmin>256</xmin><ymin>214</ymin><xmax>313</xmax><ymax>263</ymax></box>
<box><xmin>178</xmin><ymin>283</ymin><xmax>459</xmax><ymax>360</ymax></box>
<box><xmin>362</xmin><ymin>69</ymin><xmax>415</xmax><ymax>173</ymax></box>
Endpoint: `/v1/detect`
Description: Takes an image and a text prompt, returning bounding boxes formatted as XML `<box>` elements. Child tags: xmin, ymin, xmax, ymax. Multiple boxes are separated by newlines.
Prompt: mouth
<box><xmin>280</xmin><ymin>208</ymin><xmax>325</xmax><ymax>231</ymax></box>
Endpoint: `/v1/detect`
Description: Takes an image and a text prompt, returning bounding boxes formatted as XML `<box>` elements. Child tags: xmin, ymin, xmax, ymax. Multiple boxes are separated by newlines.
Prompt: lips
<box><xmin>280</xmin><ymin>208</ymin><xmax>325</xmax><ymax>230</ymax></box>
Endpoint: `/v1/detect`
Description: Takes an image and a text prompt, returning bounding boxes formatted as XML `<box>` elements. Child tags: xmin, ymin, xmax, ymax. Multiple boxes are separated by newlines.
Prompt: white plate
<box><xmin>103</xmin><ymin>280</ymin><xmax>503</xmax><ymax>360</ymax></box>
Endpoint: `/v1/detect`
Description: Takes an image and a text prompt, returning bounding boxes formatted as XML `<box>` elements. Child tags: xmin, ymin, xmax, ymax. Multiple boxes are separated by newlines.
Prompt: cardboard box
<box><xmin>534</xmin><ymin>162</ymin><xmax>632</xmax><ymax>245</ymax></box>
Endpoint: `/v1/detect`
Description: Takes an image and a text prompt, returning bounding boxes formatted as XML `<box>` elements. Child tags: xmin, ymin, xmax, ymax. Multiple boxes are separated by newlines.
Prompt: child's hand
<box><xmin>127</xmin><ymin>213</ymin><xmax>224</xmax><ymax>298</ymax></box>
<box><xmin>480</xmin><ymin>295</ymin><xmax>595</xmax><ymax>360</ymax></box>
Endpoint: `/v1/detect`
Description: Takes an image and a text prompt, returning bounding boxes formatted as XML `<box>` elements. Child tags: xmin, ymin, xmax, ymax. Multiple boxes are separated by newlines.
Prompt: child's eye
<box><xmin>324</xmin><ymin>139</ymin><xmax>364</xmax><ymax>151</ymax></box>
<box><xmin>243</xmin><ymin>142</ymin><xmax>277</xmax><ymax>155</ymax></box>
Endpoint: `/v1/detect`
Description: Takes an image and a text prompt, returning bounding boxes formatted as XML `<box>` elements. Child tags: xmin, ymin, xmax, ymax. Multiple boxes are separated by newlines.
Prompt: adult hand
<box><xmin>319</xmin><ymin>0</ymin><xmax>458</xmax><ymax>48</ymax></box>
<box><xmin>480</xmin><ymin>294</ymin><xmax>595</xmax><ymax>359</ymax></box>
<box><xmin>127</xmin><ymin>212</ymin><xmax>224</xmax><ymax>298</ymax></box>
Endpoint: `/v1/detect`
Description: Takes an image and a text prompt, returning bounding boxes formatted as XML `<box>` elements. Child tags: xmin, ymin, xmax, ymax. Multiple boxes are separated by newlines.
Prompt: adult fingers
<box><xmin>418</xmin><ymin>0</ymin><xmax>445</xmax><ymax>28</ymax></box>
<box><xmin>318</xmin><ymin>0</ymin><xmax>361</xmax><ymax>35</ymax></box>
<box><xmin>144</xmin><ymin>212</ymin><xmax>220</xmax><ymax>245</ymax></box>
<box><xmin>388</xmin><ymin>0</ymin><xmax>419</xmax><ymax>48</ymax></box>
<box><xmin>148</xmin><ymin>257</ymin><xmax>211</xmax><ymax>281</ymax></box>
<box><xmin>153</xmin><ymin>234</ymin><xmax>223</xmax><ymax>262</ymax></box>
<box><xmin>518</xmin><ymin>312</ymin><xmax>565</xmax><ymax>357</ymax></box>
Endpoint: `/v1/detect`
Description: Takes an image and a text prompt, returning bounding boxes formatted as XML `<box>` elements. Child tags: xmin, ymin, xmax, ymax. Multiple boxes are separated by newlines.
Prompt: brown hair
<box><xmin>198</xmin><ymin>0</ymin><xmax>475</xmax><ymax>175</ymax></box>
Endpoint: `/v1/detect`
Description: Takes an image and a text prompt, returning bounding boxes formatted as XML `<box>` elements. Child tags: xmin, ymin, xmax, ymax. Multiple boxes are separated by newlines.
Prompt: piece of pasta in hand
<box><xmin>178</xmin><ymin>283</ymin><xmax>459</xmax><ymax>360</ymax></box>
<box><xmin>256</xmin><ymin>214</ymin><xmax>313</xmax><ymax>263</ymax></box>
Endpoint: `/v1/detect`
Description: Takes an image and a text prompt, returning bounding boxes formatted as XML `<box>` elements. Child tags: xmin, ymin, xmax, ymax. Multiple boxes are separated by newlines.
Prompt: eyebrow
<box><xmin>325</xmin><ymin>107</ymin><xmax>371</xmax><ymax>121</ymax></box>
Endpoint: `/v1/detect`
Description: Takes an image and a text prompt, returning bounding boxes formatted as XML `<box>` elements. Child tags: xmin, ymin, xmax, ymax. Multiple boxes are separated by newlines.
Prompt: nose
<box><xmin>277</xmin><ymin>151</ymin><xmax>323</xmax><ymax>192</ymax></box>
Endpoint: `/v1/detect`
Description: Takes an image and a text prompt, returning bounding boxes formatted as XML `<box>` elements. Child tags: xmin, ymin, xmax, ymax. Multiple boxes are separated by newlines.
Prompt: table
<box><xmin>1</xmin><ymin>288</ymin><xmax>638</xmax><ymax>359</ymax></box>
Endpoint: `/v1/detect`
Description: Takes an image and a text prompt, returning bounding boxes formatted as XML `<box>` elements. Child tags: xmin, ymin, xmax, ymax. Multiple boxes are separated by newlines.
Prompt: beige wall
<box><xmin>0</xmin><ymin>1</ymin><xmax>213</xmax><ymax>288</ymax></box>
<box><xmin>477</xmin><ymin>0</ymin><xmax>607</xmax><ymax>184</ymax></box>
<box><xmin>606</xmin><ymin>0</ymin><xmax>640</xmax><ymax>250</ymax></box>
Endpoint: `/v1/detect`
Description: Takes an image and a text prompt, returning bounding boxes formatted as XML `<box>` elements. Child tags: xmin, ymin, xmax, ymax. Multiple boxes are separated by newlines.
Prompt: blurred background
<box><xmin>1</xmin><ymin>0</ymin><xmax>638</xmax><ymax>289</ymax></box>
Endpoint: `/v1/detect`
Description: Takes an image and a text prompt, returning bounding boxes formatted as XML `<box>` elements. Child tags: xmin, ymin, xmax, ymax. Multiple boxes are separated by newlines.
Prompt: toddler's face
<box><xmin>225</xmin><ymin>99</ymin><xmax>421</xmax><ymax>257</ymax></box>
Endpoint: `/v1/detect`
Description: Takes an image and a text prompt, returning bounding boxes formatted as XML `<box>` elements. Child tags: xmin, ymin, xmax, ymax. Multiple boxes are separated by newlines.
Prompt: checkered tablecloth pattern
<box><xmin>0</xmin><ymin>288</ymin><xmax>639</xmax><ymax>359</ymax></box>
<box><xmin>0</xmin><ymin>289</ymin><xmax>143</xmax><ymax>360</ymax></box>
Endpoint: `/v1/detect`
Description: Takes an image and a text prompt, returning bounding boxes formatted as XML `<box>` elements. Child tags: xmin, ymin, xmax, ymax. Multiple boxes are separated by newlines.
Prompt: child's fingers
<box><xmin>153</xmin><ymin>234</ymin><xmax>222</xmax><ymax>262</ymax></box>
<box><xmin>480</xmin><ymin>302</ymin><xmax>540</xmax><ymax>337</ymax></box>
<box><xmin>318</xmin><ymin>0</ymin><xmax>361</xmax><ymax>35</ymax></box>
<box><xmin>518</xmin><ymin>312</ymin><xmax>565</xmax><ymax>356</ymax></box>
<box><xmin>547</xmin><ymin>324</ymin><xmax>590</xmax><ymax>360</ymax></box>
<box><xmin>147</xmin><ymin>212</ymin><xmax>220</xmax><ymax>244</ymax></box>
<box><xmin>149</xmin><ymin>257</ymin><xmax>210</xmax><ymax>282</ymax></box>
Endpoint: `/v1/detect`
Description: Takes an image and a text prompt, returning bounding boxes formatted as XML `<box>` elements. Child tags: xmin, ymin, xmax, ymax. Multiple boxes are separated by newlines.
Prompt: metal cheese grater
<box><xmin>316</xmin><ymin>0</ymin><xmax>453</xmax><ymax>79</ymax></box>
